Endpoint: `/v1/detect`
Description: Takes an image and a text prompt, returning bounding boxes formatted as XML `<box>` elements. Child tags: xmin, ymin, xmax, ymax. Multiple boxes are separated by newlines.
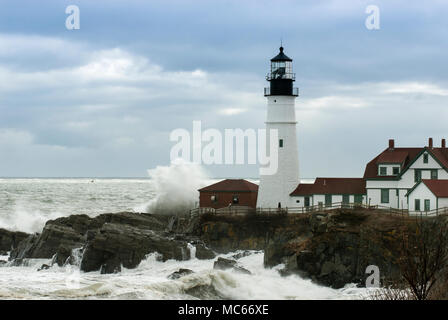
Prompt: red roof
<box><xmin>422</xmin><ymin>179</ymin><xmax>448</xmax><ymax>198</ymax></box>
<box><xmin>290</xmin><ymin>178</ymin><xmax>366</xmax><ymax>196</ymax></box>
<box><xmin>376</xmin><ymin>150</ymin><xmax>409</xmax><ymax>164</ymax></box>
<box><xmin>364</xmin><ymin>147</ymin><xmax>448</xmax><ymax>179</ymax></box>
<box><xmin>198</xmin><ymin>179</ymin><xmax>258</xmax><ymax>192</ymax></box>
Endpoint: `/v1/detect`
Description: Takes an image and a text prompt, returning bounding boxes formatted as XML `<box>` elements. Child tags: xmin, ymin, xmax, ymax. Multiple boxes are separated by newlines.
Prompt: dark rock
<box><xmin>185</xmin><ymin>284</ymin><xmax>224</xmax><ymax>299</ymax></box>
<box><xmin>54</xmin><ymin>245</ymin><xmax>73</xmax><ymax>266</ymax></box>
<box><xmin>231</xmin><ymin>250</ymin><xmax>253</xmax><ymax>260</ymax></box>
<box><xmin>80</xmin><ymin>223</ymin><xmax>190</xmax><ymax>273</ymax></box>
<box><xmin>262</xmin><ymin>209</ymin><xmax>408</xmax><ymax>288</ymax></box>
<box><xmin>100</xmin><ymin>260</ymin><xmax>122</xmax><ymax>274</ymax></box>
<box><xmin>194</xmin><ymin>243</ymin><xmax>215</xmax><ymax>260</ymax></box>
<box><xmin>0</xmin><ymin>228</ymin><xmax>30</xmax><ymax>252</ymax></box>
<box><xmin>168</xmin><ymin>268</ymin><xmax>194</xmax><ymax>279</ymax></box>
<box><xmin>213</xmin><ymin>257</ymin><xmax>237</xmax><ymax>270</ymax></box>
<box><xmin>38</xmin><ymin>264</ymin><xmax>50</xmax><ymax>271</ymax></box>
<box><xmin>8</xmin><ymin>212</ymin><xmax>175</xmax><ymax>267</ymax></box>
<box><xmin>0</xmin><ymin>250</ymin><xmax>8</xmax><ymax>256</ymax></box>
<box><xmin>0</xmin><ymin>260</ymin><xmax>6</xmax><ymax>265</ymax></box>
<box><xmin>213</xmin><ymin>257</ymin><xmax>251</xmax><ymax>274</ymax></box>
<box><xmin>233</xmin><ymin>266</ymin><xmax>252</xmax><ymax>275</ymax></box>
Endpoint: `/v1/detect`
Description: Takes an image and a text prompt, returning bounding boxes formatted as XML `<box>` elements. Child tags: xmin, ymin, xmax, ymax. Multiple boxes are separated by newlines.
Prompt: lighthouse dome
<box><xmin>270</xmin><ymin>46</ymin><xmax>292</xmax><ymax>62</ymax></box>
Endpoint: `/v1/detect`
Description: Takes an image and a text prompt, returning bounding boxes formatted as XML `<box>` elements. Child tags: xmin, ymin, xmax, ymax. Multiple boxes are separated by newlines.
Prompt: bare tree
<box><xmin>397</xmin><ymin>216</ymin><xmax>448</xmax><ymax>300</ymax></box>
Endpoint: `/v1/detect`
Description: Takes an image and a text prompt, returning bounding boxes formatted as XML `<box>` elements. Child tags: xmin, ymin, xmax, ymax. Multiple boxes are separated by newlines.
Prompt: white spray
<box><xmin>138</xmin><ymin>159</ymin><xmax>211</xmax><ymax>215</ymax></box>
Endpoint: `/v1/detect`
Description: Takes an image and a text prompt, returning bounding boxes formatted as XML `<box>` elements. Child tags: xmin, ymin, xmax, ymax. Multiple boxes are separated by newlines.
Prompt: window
<box><xmin>415</xmin><ymin>199</ymin><xmax>421</xmax><ymax>211</ymax></box>
<box><xmin>423</xmin><ymin>153</ymin><xmax>428</xmax><ymax>163</ymax></box>
<box><xmin>379</xmin><ymin>167</ymin><xmax>387</xmax><ymax>176</ymax></box>
<box><xmin>279</xmin><ymin>139</ymin><xmax>284</xmax><ymax>148</ymax></box>
<box><xmin>424</xmin><ymin>199</ymin><xmax>430</xmax><ymax>211</ymax></box>
<box><xmin>325</xmin><ymin>194</ymin><xmax>332</xmax><ymax>207</ymax></box>
<box><xmin>354</xmin><ymin>195</ymin><xmax>363</xmax><ymax>204</ymax></box>
<box><xmin>431</xmin><ymin>169</ymin><xmax>438</xmax><ymax>180</ymax></box>
<box><xmin>393</xmin><ymin>167</ymin><xmax>400</xmax><ymax>175</ymax></box>
<box><xmin>232</xmin><ymin>195</ymin><xmax>239</xmax><ymax>204</ymax></box>
<box><xmin>381</xmin><ymin>189</ymin><xmax>389</xmax><ymax>204</ymax></box>
<box><xmin>414</xmin><ymin>169</ymin><xmax>422</xmax><ymax>183</ymax></box>
<box><xmin>342</xmin><ymin>195</ymin><xmax>350</xmax><ymax>203</ymax></box>
<box><xmin>211</xmin><ymin>195</ymin><xmax>218</xmax><ymax>202</ymax></box>
<box><xmin>304</xmin><ymin>197</ymin><xmax>310</xmax><ymax>207</ymax></box>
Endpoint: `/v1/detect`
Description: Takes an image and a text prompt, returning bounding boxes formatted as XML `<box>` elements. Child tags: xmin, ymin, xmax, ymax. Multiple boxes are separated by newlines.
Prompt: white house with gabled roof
<box><xmin>290</xmin><ymin>138</ymin><xmax>448</xmax><ymax>212</ymax></box>
<box><xmin>406</xmin><ymin>179</ymin><xmax>448</xmax><ymax>212</ymax></box>
<box><xmin>363</xmin><ymin>138</ymin><xmax>448</xmax><ymax>210</ymax></box>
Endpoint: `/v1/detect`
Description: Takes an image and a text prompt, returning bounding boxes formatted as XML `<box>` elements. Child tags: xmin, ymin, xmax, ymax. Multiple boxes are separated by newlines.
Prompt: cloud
<box><xmin>218</xmin><ymin>108</ymin><xmax>247</xmax><ymax>116</ymax></box>
<box><xmin>301</xmin><ymin>96</ymin><xmax>369</xmax><ymax>110</ymax></box>
<box><xmin>381</xmin><ymin>82</ymin><xmax>448</xmax><ymax>96</ymax></box>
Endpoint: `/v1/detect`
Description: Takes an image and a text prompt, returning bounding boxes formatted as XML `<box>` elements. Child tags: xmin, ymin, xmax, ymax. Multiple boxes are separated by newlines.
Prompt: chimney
<box><xmin>442</xmin><ymin>139</ymin><xmax>446</xmax><ymax>149</ymax></box>
<box><xmin>429</xmin><ymin>137</ymin><xmax>433</xmax><ymax>148</ymax></box>
<box><xmin>388</xmin><ymin>139</ymin><xmax>395</xmax><ymax>150</ymax></box>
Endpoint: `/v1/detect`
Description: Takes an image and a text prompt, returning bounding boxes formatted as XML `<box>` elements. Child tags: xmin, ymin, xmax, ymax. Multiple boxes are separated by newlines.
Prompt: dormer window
<box><xmin>379</xmin><ymin>166</ymin><xmax>387</xmax><ymax>176</ymax></box>
<box><xmin>423</xmin><ymin>153</ymin><xmax>429</xmax><ymax>163</ymax></box>
<box><xmin>393</xmin><ymin>167</ymin><xmax>400</xmax><ymax>175</ymax></box>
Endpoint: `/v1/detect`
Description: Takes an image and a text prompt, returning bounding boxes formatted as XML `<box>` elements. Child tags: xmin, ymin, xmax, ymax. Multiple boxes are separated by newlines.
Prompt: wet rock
<box><xmin>168</xmin><ymin>268</ymin><xmax>194</xmax><ymax>280</ymax></box>
<box><xmin>0</xmin><ymin>228</ymin><xmax>30</xmax><ymax>252</ymax></box>
<box><xmin>213</xmin><ymin>257</ymin><xmax>237</xmax><ymax>270</ymax></box>
<box><xmin>194</xmin><ymin>243</ymin><xmax>215</xmax><ymax>260</ymax></box>
<box><xmin>231</xmin><ymin>250</ymin><xmax>253</xmax><ymax>260</ymax></box>
<box><xmin>100</xmin><ymin>261</ymin><xmax>122</xmax><ymax>274</ymax></box>
<box><xmin>213</xmin><ymin>257</ymin><xmax>251</xmax><ymax>275</ymax></box>
<box><xmin>185</xmin><ymin>284</ymin><xmax>224</xmax><ymax>299</ymax></box>
<box><xmin>8</xmin><ymin>212</ymin><xmax>175</xmax><ymax>267</ymax></box>
<box><xmin>233</xmin><ymin>266</ymin><xmax>252</xmax><ymax>275</ymax></box>
<box><xmin>80</xmin><ymin>223</ymin><xmax>190</xmax><ymax>274</ymax></box>
<box><xmin>37</xmin><ymin>264</ymin><xmax>50</xmax><ymax>271</ymax></box>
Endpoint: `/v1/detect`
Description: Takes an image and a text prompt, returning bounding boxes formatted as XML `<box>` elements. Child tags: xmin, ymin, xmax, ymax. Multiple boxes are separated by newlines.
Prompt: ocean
<box><xmin>0</xmin><ymin>177</ymin><xmax>368</xmax><ymax>300</ymax></box>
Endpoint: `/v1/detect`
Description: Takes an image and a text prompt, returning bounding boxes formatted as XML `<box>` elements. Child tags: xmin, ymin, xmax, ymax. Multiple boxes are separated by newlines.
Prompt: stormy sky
<box><xmin>0</xmin><ymin>0</ymin><xmax>447</xmax><ymax>178</ymax></box>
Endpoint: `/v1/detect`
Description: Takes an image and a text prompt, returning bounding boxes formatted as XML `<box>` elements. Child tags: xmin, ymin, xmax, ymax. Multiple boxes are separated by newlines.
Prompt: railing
<box><xmin>266</xmin><ymin>73</ymin><xmax>296</xmax><ymax>81</ymax></box>
<box><xmin>190</xmin><ymin>202</ymin><xmax>448</xmax><ymax>218</ymax></box>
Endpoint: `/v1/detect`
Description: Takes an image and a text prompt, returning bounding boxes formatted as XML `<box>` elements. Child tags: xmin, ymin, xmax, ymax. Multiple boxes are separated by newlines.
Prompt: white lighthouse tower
<box><xmin>257</xmin><ymin>46</ymin><xmax>300</xmax><ymax>208</ymax></box>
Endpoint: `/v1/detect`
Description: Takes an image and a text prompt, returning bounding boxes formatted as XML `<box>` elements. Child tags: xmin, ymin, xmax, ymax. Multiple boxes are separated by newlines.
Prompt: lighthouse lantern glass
<box><xmin>271</xmin><ymin>61</ymin><xmax>293</xmax><ymax>79</ymax></box>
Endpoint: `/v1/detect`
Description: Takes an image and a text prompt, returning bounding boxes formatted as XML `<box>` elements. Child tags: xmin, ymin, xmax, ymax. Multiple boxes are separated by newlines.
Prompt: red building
<box><xmin>198</xmin><ymin>179</ymin><xmax>258</xmax><ymax>209</ymax></box>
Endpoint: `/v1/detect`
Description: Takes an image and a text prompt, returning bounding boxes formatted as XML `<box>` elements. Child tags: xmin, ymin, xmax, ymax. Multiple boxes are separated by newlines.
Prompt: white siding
<box><xmin>257</xmin><ymin>95</ymin><xmax>299</xmax><ymax>208</ymax></box>
<box><xmin>438</xmin><ymin>198</ymin><xmax>448</xmax><ymax>208</ymax></box>
<box><xmin>407</xmin><ymin>183</ymin><xmax>437</xmax><ymax>211</ymax></box>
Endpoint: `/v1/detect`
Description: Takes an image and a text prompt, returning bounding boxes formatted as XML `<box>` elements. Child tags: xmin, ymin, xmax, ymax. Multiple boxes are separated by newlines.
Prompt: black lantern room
<box><xmin>265</xmin><ymin>47</ymin><xmax>299</xmax><ymax>96</ymax></box>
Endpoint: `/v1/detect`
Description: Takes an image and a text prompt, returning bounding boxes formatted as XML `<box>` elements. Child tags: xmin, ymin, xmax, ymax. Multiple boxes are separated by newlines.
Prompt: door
<box><xmin>325</xmin><ymin>194</ymin><xmax>332</xmax><ymax>207</ymax></box>
<box><xmin>304</xmin><ymin>196</ymin><xmax>310</xmax><ymax>207</ymax></box>
<box><xmin>342</xmin><ymin>195</ymin><xmax>350</xmax><ymax>208</ymax></box>
<box><xmin>415</xmin><ymin>199</ymin><xmax>421</xmax><ymax>211</ymax></box>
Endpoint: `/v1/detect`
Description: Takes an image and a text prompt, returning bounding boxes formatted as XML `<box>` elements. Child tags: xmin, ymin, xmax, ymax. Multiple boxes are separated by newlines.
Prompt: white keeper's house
<box><xmin>293</xmin><ymin>138</ymin><xmax>448</xmax><ymax>212</ymax></box>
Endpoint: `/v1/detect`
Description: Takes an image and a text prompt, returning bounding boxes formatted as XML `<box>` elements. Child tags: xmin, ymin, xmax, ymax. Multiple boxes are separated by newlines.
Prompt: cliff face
<box><xmin>192</xmin><ymin>209</ymin><xmax>414</xmax><ymax>288</ymax></box>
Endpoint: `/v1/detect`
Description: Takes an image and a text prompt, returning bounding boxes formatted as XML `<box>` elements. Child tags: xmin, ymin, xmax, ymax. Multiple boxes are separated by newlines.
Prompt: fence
<box><xmin>190</xmin><ymin>202</ymin><xmax>448</xmax><ymax>218</ymax></box>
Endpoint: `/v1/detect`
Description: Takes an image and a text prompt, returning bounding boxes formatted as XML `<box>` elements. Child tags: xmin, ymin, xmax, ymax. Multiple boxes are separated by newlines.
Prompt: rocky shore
<box><xmin>6</xmin><ymin>212</ymin><xmax>215</xmax><ymax>273</ymax></box>
<box><xmin>1</xmin><ymin>208</ymin><xmax>429</xmax><ymax>289</ymax></box>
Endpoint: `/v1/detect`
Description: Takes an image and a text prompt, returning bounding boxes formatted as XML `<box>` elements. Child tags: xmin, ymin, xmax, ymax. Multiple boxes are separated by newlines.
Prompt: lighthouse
<box><xmin>257</xmin><ymin>46</ymin><xmax>300</xmax><ymax>208</ymax></box>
